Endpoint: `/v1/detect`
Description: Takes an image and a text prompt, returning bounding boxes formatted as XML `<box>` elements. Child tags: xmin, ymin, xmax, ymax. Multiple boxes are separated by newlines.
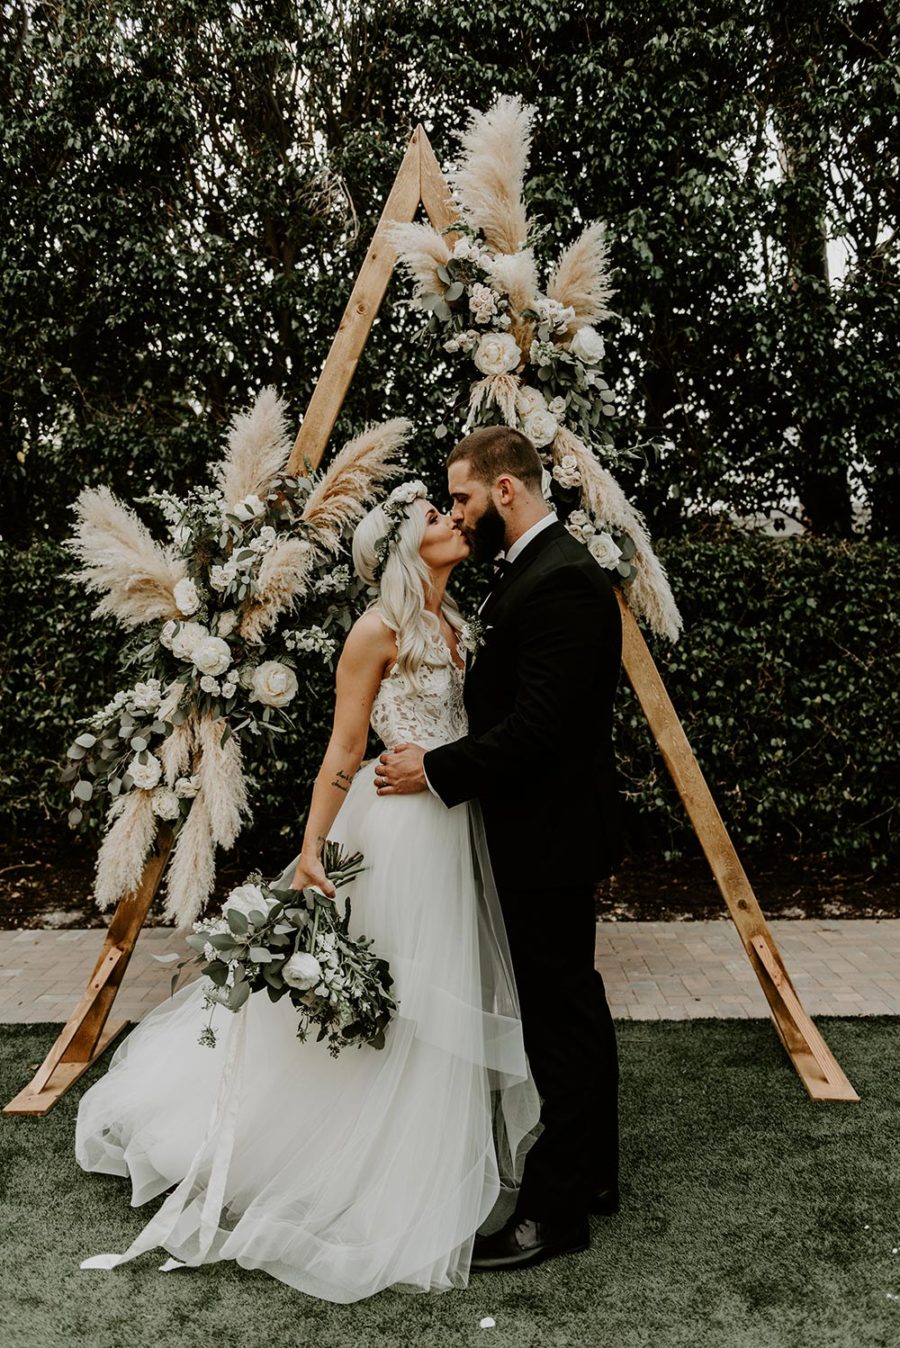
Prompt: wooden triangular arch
<box><xmin>4</xmin><ymin>126</ymin><xmax>857</xmax><ymax>1116</ymax></box>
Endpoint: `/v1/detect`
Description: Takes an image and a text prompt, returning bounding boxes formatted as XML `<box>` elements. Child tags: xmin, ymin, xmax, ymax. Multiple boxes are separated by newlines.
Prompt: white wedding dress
<box><xmin>75</xmin><ymin>636</ymin><xmax>540</xmax><ymax>1303</ymax></box>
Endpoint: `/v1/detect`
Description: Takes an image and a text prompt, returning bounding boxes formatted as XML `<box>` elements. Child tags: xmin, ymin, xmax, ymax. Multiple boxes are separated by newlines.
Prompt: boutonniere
<box><xmin>460</xmin><ymin>616</ymin><xmax>491</xmax><ymax>665</ymax></box>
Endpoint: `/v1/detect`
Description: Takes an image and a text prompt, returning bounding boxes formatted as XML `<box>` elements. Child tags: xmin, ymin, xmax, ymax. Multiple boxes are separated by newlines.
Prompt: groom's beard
<box><xmin>467</xmin><ymin>500</ymin><xmax>507</xmax><ymax>564</ymax></box>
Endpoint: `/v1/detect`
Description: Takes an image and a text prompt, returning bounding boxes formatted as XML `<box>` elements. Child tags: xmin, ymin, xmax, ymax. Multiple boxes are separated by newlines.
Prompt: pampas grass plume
<box><xmin>64</xmin><ymin>486</ymin><xmax>186</xmax><ymax>628</ymax></box>
<box><xmin>215</xmin><ymin>386</ymin><xmax>293</xmax><ymax>512</ymax></box>
<box><xmin>93</xmin><ymin>790</ymin><xmax>158</xmax><ymax>910</ymax></box>
<box><xmin>451</xmin><ymin>95</ymin><xmax>534</xmax><ymax>253</ymax></box>
<box><xmin>302</xmin><ymin>418</ymin><xmax>411</xmax><ymax>554</ymax></box>
<box><xmin>548</xmin><ymin>222</ymin><xmax>616</xmax><ymax>332</ymax></box>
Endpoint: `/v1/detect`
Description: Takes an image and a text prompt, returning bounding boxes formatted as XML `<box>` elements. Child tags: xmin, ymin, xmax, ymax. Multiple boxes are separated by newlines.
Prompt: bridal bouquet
<box><xmin>391</xmin><ymin>96</ymin><xmax>682</xmax><ymax>643</ymax></box>
<box><xmin>186</xmin><ymin>842</ymin><xmax>396</xmax><ymax>1056</ymax></box>
<box><xmin>59</xmin><ymin>390</ymin><xmax>411</xmax><ymax>927</ymax></box>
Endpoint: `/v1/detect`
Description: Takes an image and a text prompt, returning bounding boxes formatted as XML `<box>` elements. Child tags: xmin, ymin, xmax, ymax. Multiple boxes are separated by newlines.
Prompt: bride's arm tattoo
<box><xmin>330</xmin><ymin>768</ymin><xmax>354</xmax><ymax>793</ymax></box>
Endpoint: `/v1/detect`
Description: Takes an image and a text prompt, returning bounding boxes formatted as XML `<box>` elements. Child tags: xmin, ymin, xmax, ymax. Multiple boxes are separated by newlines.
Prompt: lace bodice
<box><xmin>371</xmin><ymin>653</ymin><xmax>467</xmax><ymax>751</ymax></box>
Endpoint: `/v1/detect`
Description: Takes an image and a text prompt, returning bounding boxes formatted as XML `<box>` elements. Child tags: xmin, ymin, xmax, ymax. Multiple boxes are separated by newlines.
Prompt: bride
<box><xmin>75</xmin><ymin>479</ymin><xmax>540</xmax><ymax>1303</ymax></box>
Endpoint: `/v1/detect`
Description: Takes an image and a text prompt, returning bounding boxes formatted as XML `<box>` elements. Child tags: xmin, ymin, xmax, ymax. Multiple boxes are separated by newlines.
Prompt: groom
<box><xmin>376</xmin><ymin>425</ymin><xmax>623</xmax><ymax>1271</ymax></box>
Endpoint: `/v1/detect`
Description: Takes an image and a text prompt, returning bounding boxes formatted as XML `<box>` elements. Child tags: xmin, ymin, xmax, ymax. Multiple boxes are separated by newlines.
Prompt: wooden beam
<box><xmin>3</xmin><ymin>825</ymin><xmax>176</xmax><ymax>1116</ymax></box>
<box><xmin>618</xmin><ymin>595</ymin><xmax>858</xmax><ymax>1102</ymax></box>
<box><xmin>285</xmin><ymin>127</ymin><xmax>425</xmax><ymax>475</ymax></box>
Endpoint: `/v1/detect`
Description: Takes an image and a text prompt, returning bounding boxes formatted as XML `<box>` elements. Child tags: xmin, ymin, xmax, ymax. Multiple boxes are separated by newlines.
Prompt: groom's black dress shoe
<box><xmin>590</xmin><ymin>1185</ymin><xmax>620</xmax><ymax>1216</ymax></box>
<box><xmin>471</xmin><ymin>1215</ymin><xmax>590</xmax><ymax>1272</ymax></box>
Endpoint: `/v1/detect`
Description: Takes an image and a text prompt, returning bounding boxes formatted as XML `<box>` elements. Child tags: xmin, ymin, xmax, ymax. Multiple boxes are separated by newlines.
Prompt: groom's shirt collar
<box><xmin>501</xmin><ymin>511</ymin><xmax>558</xmax><ymax>566</ymax></box>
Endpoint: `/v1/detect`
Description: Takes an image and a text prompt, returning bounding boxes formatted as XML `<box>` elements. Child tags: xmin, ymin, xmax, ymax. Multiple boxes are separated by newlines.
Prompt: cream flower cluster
<box><xmin>565</xmin><ymin>510</ymin><xmax>623</xmax><ymax>569</ymax></box>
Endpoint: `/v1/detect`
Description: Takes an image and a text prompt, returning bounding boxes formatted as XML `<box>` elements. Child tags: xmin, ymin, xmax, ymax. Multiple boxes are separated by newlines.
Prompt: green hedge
<box><xmin>2</xmin><ymin>530</ymin><xmax>897</xmax><ymax>869</ymax></box>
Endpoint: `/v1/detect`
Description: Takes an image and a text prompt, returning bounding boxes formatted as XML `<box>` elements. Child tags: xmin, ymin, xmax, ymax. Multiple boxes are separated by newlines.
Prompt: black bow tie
<box><xmin>492</xmin><ymin>556</ymin><xmax>511</xmax><ymax>577</ymax></box>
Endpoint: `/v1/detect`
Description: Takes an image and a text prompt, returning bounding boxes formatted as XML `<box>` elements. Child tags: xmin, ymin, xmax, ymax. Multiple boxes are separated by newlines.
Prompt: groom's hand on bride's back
<box><xmin>376</xmin><ymin>743</ymin><xmax>427</xmax><ymax>795</ymax></box>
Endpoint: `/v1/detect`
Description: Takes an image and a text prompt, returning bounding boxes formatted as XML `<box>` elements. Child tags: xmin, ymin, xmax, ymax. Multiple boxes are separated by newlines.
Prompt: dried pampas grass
<box><xmin>64</xmin><ymin>486</ymin><xmax>186</xmax><ymax>628</ymax></box>
<box><xmin>553</xmin><ymin>428</ymin><xmax>682</xmax><ymax>642</ymax></box>
<box><xmin>486</xmin><ymin>249</ymin><xmax>539</xmax><ymax>351</ymax></box>
<box><xmin>195</xmin><ymin>714</ymin><xmax>251</xmax><ymax>849</ymax></box>
<box><xmin>548</xmin><ymin>222</ymin><xmax>616</xmax><ymax>334</ymax></box>
<box><xmin>156</xmin><ymin>679</ymin><xmax>186</xmax><ymax>727</ymax></box>
<box><xmin>162</xmin><ymin>791</ymin><xmax>216</xmax><ymax>928</ymax></box>
<box><xmin>159</xmin><ymin>718</ymin><xmax>195</xmax><ymax>786</ymax></box>
<box><xmin>215</xmin><ymin>386</ymin><xmax>292</xmax><ymax>512</ymax></box>
<box><xmin>93</xmin><ymin>789</ymin><xmax>158</xmax><ymax>910</ymax></box>
<box><xmin>451</xmin><ymin>96</ymin><xmax>534</xmax><ymax>254</ymax></box>
<box><xmin>302</xmin><ymin>417</ymin><xmax>411</xmax><ymax>553</ymax></box>
<box><xmin>466</xmin><ymin>374</ymin><xmax>521</xmax><ymax>429</ymax></box>
<box><xmin>239</xmin><ymin>537</ymin><xmax>317</xmax><ymax>644</ymax></box>
<box><xmin>388</xmin><ymin>222</ymin><xmax>452</xmax><ymax>302</ymax></box>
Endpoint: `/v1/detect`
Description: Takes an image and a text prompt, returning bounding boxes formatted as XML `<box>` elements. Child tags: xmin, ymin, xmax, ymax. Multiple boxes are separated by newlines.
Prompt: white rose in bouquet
<box><xmin>451</xmin><ymin>236</ymin><xmax>473</xmax><ymax>260</ymax></box>
<box><xmin>473</xmin><ymin>331</ymin><xmax>521</xmax><ymax>376</ymax></box>
<box><xmin>517</xmin><ymin>385</ymin><xmax>547</xmax><ymax>418</ymax></box>
<box><xmin>523</xmin><ymin>408</ymin><xmax>559</xmax><ymax>449</ymax></box>
<box><xmin>588</xmin><ymin>531</ymin><xmax>623</xmax><ymax>568</ymax></box>
<box><xmin>130</xmin><ymin>755</ymin><xmax>162</xmax><ymax>790</ymax></box>
<box><xmin>174</xmin><ymin>774</ymin><xmax>201</xmax><ymax>798</ymax></box>
<box><xmin>232</xmin><ymin>494</ymin><xmax>266</xmax><ymax>523</ymax></box>
<box><xmin>192</xmin><ymin>635</ymin><xmax>232</xmax><ymax>677</ymax></box>
<box><xmin>283</xmin><ymin>952</ymin><xmax>324</xmax><ymax>991</ymax></box>
<box><xmin>170</xmin><ymin>621</ymin><xmax>209</xmax><ymax>661</ymax></box>
<box><xmin>469</xmin><ymin>282</ymin><xmax>498</xmax><ymax>323</ymax></box>
<box><xmin>548</xmin><ymin>395</ymin><xmax>567</xmax><ymax>419</ymax></box>
<box><xmin>249</xmin><ymin>660</ymin><xmax>298</xmax><ymax>708</ymax></box>
<box><xmin>208</xmin><ymin>564</ymin><xmax>231</xmax><ymax>592</ymax></box>
<box><xmin>173</xmin><ymin>577</ymin><xmax>200</xmax><ymax>616</ymax></box>
<box><xmin>199</xmin><ymin>674</ymin><xmax>221</xmax><ymax>694</ymax></box>
<box><xmin>217</xmin><ymin>609</ymin><xmax>239</xmax><ymax>637</ymax></box>
<box><xmin>224</xmin><ymin>883</ymin><xmax>272</xmax><ymax>919</ymax></box>
<box><xmin>150</xmin><ymin>786</ymin><xmax>181</xmax><ymax>820</ymax></box>
<box><xmin>570</xmin><ymin>325</ymin><xmax>605</xmax><ymax>365</ymax></box>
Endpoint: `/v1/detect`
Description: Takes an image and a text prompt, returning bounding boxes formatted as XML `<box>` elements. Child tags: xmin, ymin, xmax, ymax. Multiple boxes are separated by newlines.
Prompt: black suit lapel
<box><xmin>480</xmin><ymin>518</ymin><xmax>567</xmax><ymax>621</ymax></box>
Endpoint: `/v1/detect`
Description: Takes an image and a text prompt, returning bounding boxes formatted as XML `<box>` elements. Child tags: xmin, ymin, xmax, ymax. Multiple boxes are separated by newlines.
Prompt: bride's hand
<box><xmin>290</xmin><ymin>853</ymin><xmax>337</xmax><ymax>900</ymax></box>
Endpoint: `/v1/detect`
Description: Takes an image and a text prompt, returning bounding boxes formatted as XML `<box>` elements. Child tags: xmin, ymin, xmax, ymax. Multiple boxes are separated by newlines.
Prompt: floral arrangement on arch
<box><xmin>60</xmin><ymin>390</ymin><xmax>410</xmax><ymax>928</ymax></box>
<box><xmin>390</xmin><ymin>95</ymin><xmax>682</xmax><ymax>643</ymax></box>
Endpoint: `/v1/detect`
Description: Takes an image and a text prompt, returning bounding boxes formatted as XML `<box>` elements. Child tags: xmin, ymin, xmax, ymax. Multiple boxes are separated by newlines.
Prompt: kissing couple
<box><xmin>76</xmin><ymin>424</ymin><xmax>624</xmax><ymax>1303</ymax></box>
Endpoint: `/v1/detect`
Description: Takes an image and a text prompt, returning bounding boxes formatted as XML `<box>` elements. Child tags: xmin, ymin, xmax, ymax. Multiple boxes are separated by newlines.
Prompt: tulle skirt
<box><xmin>75</xmin><ymin>759</ymin><xmax>540</xmax><ymax>1302</ymax></box>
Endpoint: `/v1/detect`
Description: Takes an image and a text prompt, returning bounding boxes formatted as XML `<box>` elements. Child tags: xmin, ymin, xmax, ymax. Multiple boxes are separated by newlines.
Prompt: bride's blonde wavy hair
<box><xmin>352</xmin><ymin>488</ymin><xmax>464</xmax><ymax>693</ymax></box>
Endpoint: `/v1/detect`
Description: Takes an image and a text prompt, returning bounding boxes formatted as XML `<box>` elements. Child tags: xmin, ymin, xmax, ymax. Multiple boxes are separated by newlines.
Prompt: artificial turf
<box><xmin>1</xmin><ymin>1018</ymin><xmax>899</xmax><ymax>1348</ymax></box>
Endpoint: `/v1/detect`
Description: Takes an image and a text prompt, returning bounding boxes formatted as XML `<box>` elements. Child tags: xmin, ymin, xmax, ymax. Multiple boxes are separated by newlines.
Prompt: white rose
<box><xmin>223</xmin><ymin>883</ymin><xmax>272</xmax><ymax>920</ymax></box>
<box><xmin>192</xmin><ymin>635</ymin><xmax>232</xmax><ymax>677</ymax></box>
<box><xmin>217</xmin><ymin>609</ymin><xmax>239</xmax><ymax>637</ymax></box>
<box><xmin>200</xmin><ymin>674</ymin><xmax>221</xmax><ymax>694</ymax></box>
<box><xmin>523</xmin><ymin>408</ymin><xmax>559</xmax><ymax>449</ymax></box>
<box><xmin>565</xmin><ymin>509</ymin><xmax>596</xmax><ymax>543</ymax></box>
<box><xmin>570</xmin><ymin>325</ymin><xmax>606</xmax><ymax>365</ymax></box>
<box><xmin>150</xmin><ymin>786</ymin><xmax>181</xmax><ymax>820</ymax></box>
<box><xmin>174</xmin><ymin>774</ymin><xmax>201</xmax><ymax>799</ymax></box>
<box><xmin>451</xmin><ymin>236</ymin><xmax>473</xmax><ymax>260</ymax></box>
<box><xmin>173</xmin><ymin>577</ymin><xmax>200</xmax><ymax>616</ymax></box>
<box><xmin>232</xmin><ymin>494</ymin><xmax>266</xmax><ymax>522</ymax></box>
<box><xmin>208</xmin><ymin>565</ymin><xmax>230</xmax><ymax>592</ymax></box>
<box><xmin>170</xmin><ymin>621</ymin><xmax>209</xmax><ymax>661</ymax></box>
<box><xmin>131</xmin><ymin>679</ymin><xmax>162</xmax><ymax>712</ymax></box>
<box><xmin>130</xmin><ymin>755</ymin><xmax>162</xmax><ymax>790</ymax></box>
<box><xmin>588</xmin><ymin>531</ymin><xmax>623</xmax><ymax>568</ymax></box>
<box><xmin>282</xmin><ymin>952</ymin><xmax>324</xmax><ymax>991</ymax></box>
<box><xmin>548</xmin><ymin>395</ymin><xmax>567</xmax><ymax>419</ymax></box>
<box><xmin>249</xmin><ymin>660</ymin><xmax>298</xmax><ymax>708</ymax></box>
<box><xmin>473</xmin><ymin>331</ymin><xmax>521</xmax><ymax>376</ymax></box>
<box><xmin>552</xmin><ymin>454</ymin><xmax>582</xmax><ymax>489</ymax></box>
<box><xmin>517</xmin><ymin>385</ymin><xmax>547</xmax><ymax>418</ymax></box>
<box><xmin>221</xmin><ymin>680</ymin><xmax>237</xmax><ymax>699</ymax></box>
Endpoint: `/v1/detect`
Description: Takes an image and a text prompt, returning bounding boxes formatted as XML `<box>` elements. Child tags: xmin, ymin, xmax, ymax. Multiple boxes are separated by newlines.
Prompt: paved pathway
<box><xmin>1</xmin><ymin>919</ymin><xmax>898</xmax><ymax>1023</ymax></box>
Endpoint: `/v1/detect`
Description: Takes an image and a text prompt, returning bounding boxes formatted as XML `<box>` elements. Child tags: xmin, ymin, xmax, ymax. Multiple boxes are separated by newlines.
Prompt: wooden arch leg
<box><xmin>619</xmin><ymin>596</ymin><xmax>858</xmax><ymax>1102</ymax></box>
<box><xmin>3</xmin><ymin>826</ymin><xmax>175</xmax><ymax>1116</ymax></box>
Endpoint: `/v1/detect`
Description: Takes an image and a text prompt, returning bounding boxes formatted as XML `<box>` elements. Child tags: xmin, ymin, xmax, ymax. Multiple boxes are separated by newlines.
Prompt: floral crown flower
<box><xmin>371</xmin><ymin>479</ymin><xmax>429</xmax><ymax>584</ymax></box>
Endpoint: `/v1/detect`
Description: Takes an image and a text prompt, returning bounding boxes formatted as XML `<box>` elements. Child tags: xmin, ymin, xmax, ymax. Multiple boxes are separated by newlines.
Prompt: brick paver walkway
<box><xmin>1</xmin><ymin>919</ymin><xmax>898</xmax><ymax>1023</ymax></box>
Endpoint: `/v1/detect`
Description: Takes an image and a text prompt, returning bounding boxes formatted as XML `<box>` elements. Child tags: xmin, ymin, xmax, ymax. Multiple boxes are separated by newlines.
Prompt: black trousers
<box><xmin>498</xmin><ymin>883</ymin><xmax>620</xmax><ymax>1223</ymax></box>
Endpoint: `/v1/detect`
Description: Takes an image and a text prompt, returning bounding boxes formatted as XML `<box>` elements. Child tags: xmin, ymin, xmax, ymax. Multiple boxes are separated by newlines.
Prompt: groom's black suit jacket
<box><xmin>424</xmin><ymin>519</ymin><xmax>623</xmax><ymax>891</ymax></box>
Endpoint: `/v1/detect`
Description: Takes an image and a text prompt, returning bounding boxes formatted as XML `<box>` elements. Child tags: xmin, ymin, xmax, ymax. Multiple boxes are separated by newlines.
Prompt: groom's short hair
<box><xmin>448</xmin><ymin>426</ymin><xmax>544</xmax><ymax>495</ymax></box>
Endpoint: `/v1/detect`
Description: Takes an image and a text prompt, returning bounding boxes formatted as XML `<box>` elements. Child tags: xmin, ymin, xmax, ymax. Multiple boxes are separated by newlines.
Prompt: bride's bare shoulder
<box><xmin>341</xmin><ymin>606</ymin><xmax>397</xmax><ymax>667</ymax></box>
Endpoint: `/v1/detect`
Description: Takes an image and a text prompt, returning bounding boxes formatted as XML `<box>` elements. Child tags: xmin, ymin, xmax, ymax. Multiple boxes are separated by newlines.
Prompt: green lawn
<box><xmin>2</xmin><ymin>1019</ymin><xmax>899</xmax><ymax>1348</ymax></box>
